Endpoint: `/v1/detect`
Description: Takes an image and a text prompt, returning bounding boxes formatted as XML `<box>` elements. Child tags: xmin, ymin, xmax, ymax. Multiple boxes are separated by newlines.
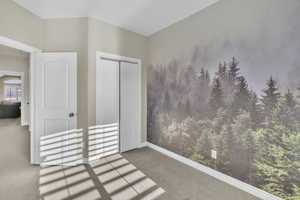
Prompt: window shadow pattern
<box><xmin>90</xmin><ymin>154</ymin><xmax>165</xmax><ymax>200</ymax></box>
<box><xmin>88</xmin><ymin>124</ymin><xmax>119</xmax><ymax>162</ymax></box>
<box><xmin>39</xmin><ymin>127</ymin><xmax>165</xmax><ymax>200</ymax></box>
<box><xmin>40</xmin><ymin>129</ymin><xmax>84</xmax><ymax>166</ymax></box>
<box><xmin>39</xmin><ymin>165</ymin><xmax>102</xmax><ymax>200</ymax></box>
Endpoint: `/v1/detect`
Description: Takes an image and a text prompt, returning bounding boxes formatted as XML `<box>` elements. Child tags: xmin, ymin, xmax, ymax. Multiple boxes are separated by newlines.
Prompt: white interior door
<box><xmin>120</xmin><ymin>61</ymin><xmax>140</xmax><ymax>152</ymax></box>
<box><xmin>35</xmin><ymin>53</ymin><xmax>77</xmax><ymax>162</ymax></box>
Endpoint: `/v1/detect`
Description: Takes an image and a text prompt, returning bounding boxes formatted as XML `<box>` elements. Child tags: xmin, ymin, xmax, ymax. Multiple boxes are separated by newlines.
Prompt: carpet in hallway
<box><xmin>0</xmin><ymin>118</ymin><xmax>39</xmax><ymax>200</ymax></box>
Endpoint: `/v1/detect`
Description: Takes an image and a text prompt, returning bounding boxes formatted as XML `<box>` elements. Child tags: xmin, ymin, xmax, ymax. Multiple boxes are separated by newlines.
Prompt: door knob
<box><xmin>69</xmin><ymin>112</ymin><xmax>75</xmax><ymax>118</ymax></box>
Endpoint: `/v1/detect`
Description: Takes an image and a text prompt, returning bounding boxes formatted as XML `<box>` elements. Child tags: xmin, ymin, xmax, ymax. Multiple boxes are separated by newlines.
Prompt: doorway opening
<box><xmin>0</xmin><ymin>69</ymin><xmax>27</xmax><ymax>124</ymax></box>
<box><xmin>0</xmin><ymin>36</ymin><xmax>41</xmax><ymax>164</ymax></box>
<box><xmin>0</xmin><ymin>45</ymin><xmax>32</xmax><ymax>169</ymax></box>
<box><xmin>0</xmin><ymin>44</ymin><xmax>30</xmax><ymax>126</ymax></box>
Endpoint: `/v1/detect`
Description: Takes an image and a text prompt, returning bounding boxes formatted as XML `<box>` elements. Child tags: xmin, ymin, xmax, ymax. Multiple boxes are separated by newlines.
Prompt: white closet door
<box><xmin>120</xmin><ymin>61</ymin><xmax>140</xmax><ymax>152</ymax></box>
<box><xmin>93</xmin><ymin>58</ymin><xmax>119</xmax><ymax>160</ymax></box>
<box><xmin>96</xmin><ymin>59</ymin><xmax>119</xmax><ymax>125</ymax></box>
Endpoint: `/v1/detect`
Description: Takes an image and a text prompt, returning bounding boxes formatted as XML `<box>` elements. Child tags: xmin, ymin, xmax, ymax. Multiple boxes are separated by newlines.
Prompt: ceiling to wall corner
<box><xmin>13</xmin><ymin>0</ymin><xmax>219</xmax><ymax>36</ymax></box>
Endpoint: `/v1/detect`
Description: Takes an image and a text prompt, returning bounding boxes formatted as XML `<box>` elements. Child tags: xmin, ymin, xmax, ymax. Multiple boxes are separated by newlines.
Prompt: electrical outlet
<box><xmin>211</xmin><ymin>150</ymin><xmax>217</xmax><ymax>159</ymax></box>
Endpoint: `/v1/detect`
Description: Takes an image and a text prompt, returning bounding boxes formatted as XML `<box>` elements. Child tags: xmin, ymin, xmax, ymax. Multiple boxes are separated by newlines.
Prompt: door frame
<box><xmin>96</xmin><ymin>51</ymin><xmax>142</xmax><ymax>152</ymax></box>
<box><xmin>0</xmin><ymin>36</ymin><xmax>41</xmax><ymax>164</ymax></box>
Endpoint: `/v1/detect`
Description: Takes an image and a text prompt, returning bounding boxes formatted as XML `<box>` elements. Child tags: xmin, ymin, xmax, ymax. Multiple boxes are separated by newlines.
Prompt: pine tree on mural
<box><xmin>248</xmin><ymin>91</ymin><xmax>262</xmax><ymax>129</ymax></box>
<box><xmin>199</xmin><ymin>68</ymin><xmax>205</xmax><ymax>81</ymax></box>
<box><xmin>228</xmin><ymin>57</ymin><xmax>240</xmax><ymax>82</ymax></box>
<box><xmin>199</xmin><ymin>68</ymin><xmax>211</xmax><ymax>91</ymax></box>
<box><xmin>231</xmin><ymin>111</ymin><xmax>253</xmax><ymax>181</ymax></box>
<box><xmin>213</xmin><ymin>108</ymin><xmax>229</xmax><ymax>134</ymax></box>
<box><xmin>222</xmin><ymin>57</ymin><xmax>241</xmax><ymax>103</ymax></box>
<box><xmin>273</xmin><ymin>90</ymin><xmax>298</xmax><ymax>132</ymax></box>
<box><xmin>244</xmin><ymin>131</ymin><xmax>256</xmax><ymax>184</ymax></box>
<box><xmin>216</xmin><ymin>62</ymin><xmax>227</xmax><ymax>80</ymax></box>
<box><xmin>219</xmin><ymin>124</ymin><xmax>235</xmax><ymax>175</ymax></box>
<box><xmin>261</xmin><ymin>76</ymin><xmax>281</xmax><ymax>124</ymax></box>
<box><xmin>284</xmin><ymin>89</ymin><xmax>297</xmax><ymax>109</ymax></box>
<box><xmin>209</xmin><ymin>78</ymin><xmax>224</xmax><ymax>117</ymax></box>
<box><xmin>231</xmin><ymin>76</ymin><xmax>250</xmax><ymax>116</ymax></box>
<box><xmin>195</xmin><ymin>68</ymin><xmax>211</xmax><ymax>118</ymax></box>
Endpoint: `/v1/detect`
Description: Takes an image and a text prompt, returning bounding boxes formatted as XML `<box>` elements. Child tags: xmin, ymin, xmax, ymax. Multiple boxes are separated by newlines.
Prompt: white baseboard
<box><xmin>145</xmin><ymin>142</ymin><xmax>282</xmax><ymax>200</ymax></box>
<box><xmin>21</xmin><ymin>122</ymin><xmax>29</xmax><ymax>126</ymax></box>
<box><xmin>139</xmin><ymin>142</ymin><xmax>148</xmax><ymax>148</ymax></box>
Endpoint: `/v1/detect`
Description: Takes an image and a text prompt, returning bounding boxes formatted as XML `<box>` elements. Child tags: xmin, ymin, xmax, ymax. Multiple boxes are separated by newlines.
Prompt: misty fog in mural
<box><xmin>147</xmin><ymin>52</ymin><xmax>300</xmax><ymax>199</ymax></box>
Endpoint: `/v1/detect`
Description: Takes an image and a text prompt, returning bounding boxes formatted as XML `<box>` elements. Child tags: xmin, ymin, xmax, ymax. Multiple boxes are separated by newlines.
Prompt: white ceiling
<box><xmin>13</xmin><ymin>0</ymin><xmax>219</xmax><ymax>36</ymax></box>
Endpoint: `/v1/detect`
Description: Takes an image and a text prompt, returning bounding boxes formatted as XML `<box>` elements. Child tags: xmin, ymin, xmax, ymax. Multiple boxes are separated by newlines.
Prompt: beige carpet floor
<box><xmin>0</xmin><ymin>118</ymin><xmax>261</xmax><ymax>200</ymax></box>
<box><xmin>39</xmin><ymin>154</ymin><xmax>166</xmax><ymax>200</ymax></box>
<box><xmin>123</xmin><ymin>148</ymin><xmax>261</xmax><ymax>200</ymax></box>
<box><xmin>0</xmin><ymin>118</ymin><xmax>39</xmax><ymax>200</ymax></box>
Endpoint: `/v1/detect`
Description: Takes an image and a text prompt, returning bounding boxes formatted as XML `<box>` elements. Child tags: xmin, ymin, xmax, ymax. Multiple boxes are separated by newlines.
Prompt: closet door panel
<box><xmin>93</xmin><ymin>58</ymin><xmax>119</xmax><ymax>160</ymax></box>
<box><xmin>120</xmin><ymin>61</ymin><xmax>140</xmax><ymax>152</ymax></box>
<box><xmin>96</xmin><ymin>59</ymin><xmax>119</xmax><ymax>125</ymax></box>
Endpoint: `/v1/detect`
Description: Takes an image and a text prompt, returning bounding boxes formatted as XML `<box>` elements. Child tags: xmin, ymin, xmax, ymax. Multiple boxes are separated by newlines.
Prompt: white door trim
<box><xmin>0</xmin><ymin>36</ymin><xmax>40</xmax><ymax>53</ymax></box>
<box><xmin>0</xmin><ymin>35</ymin><xmax>41</xmax><ymax>164</ymax></box>
<box><xmin>96</xmin><ymin>51</ymin><xmax>142</xmax><ymax>151</ymax></box>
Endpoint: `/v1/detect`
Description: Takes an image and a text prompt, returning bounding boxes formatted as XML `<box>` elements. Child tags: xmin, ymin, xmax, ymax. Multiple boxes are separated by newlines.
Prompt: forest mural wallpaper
<box><xmin>147</xmin><ymin>3</ymin><xmax>300</xmax><ymax>200</ymax></box>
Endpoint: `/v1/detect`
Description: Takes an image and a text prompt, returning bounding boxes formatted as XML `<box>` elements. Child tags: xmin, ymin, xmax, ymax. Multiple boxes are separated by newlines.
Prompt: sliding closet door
<box><xmin>120</xmin><ymin>61</ymin><xmax>140</xmax><ymax>152</ymax></box>
<box><xmin>93</xmin><ymin>58</ymin><xmax>119</xmax><ymax>159</ymax></box>
<box><xmin>96</xmin><ymin>59</ymin><xmax>119</xmax><ymax>125</ymax></box>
